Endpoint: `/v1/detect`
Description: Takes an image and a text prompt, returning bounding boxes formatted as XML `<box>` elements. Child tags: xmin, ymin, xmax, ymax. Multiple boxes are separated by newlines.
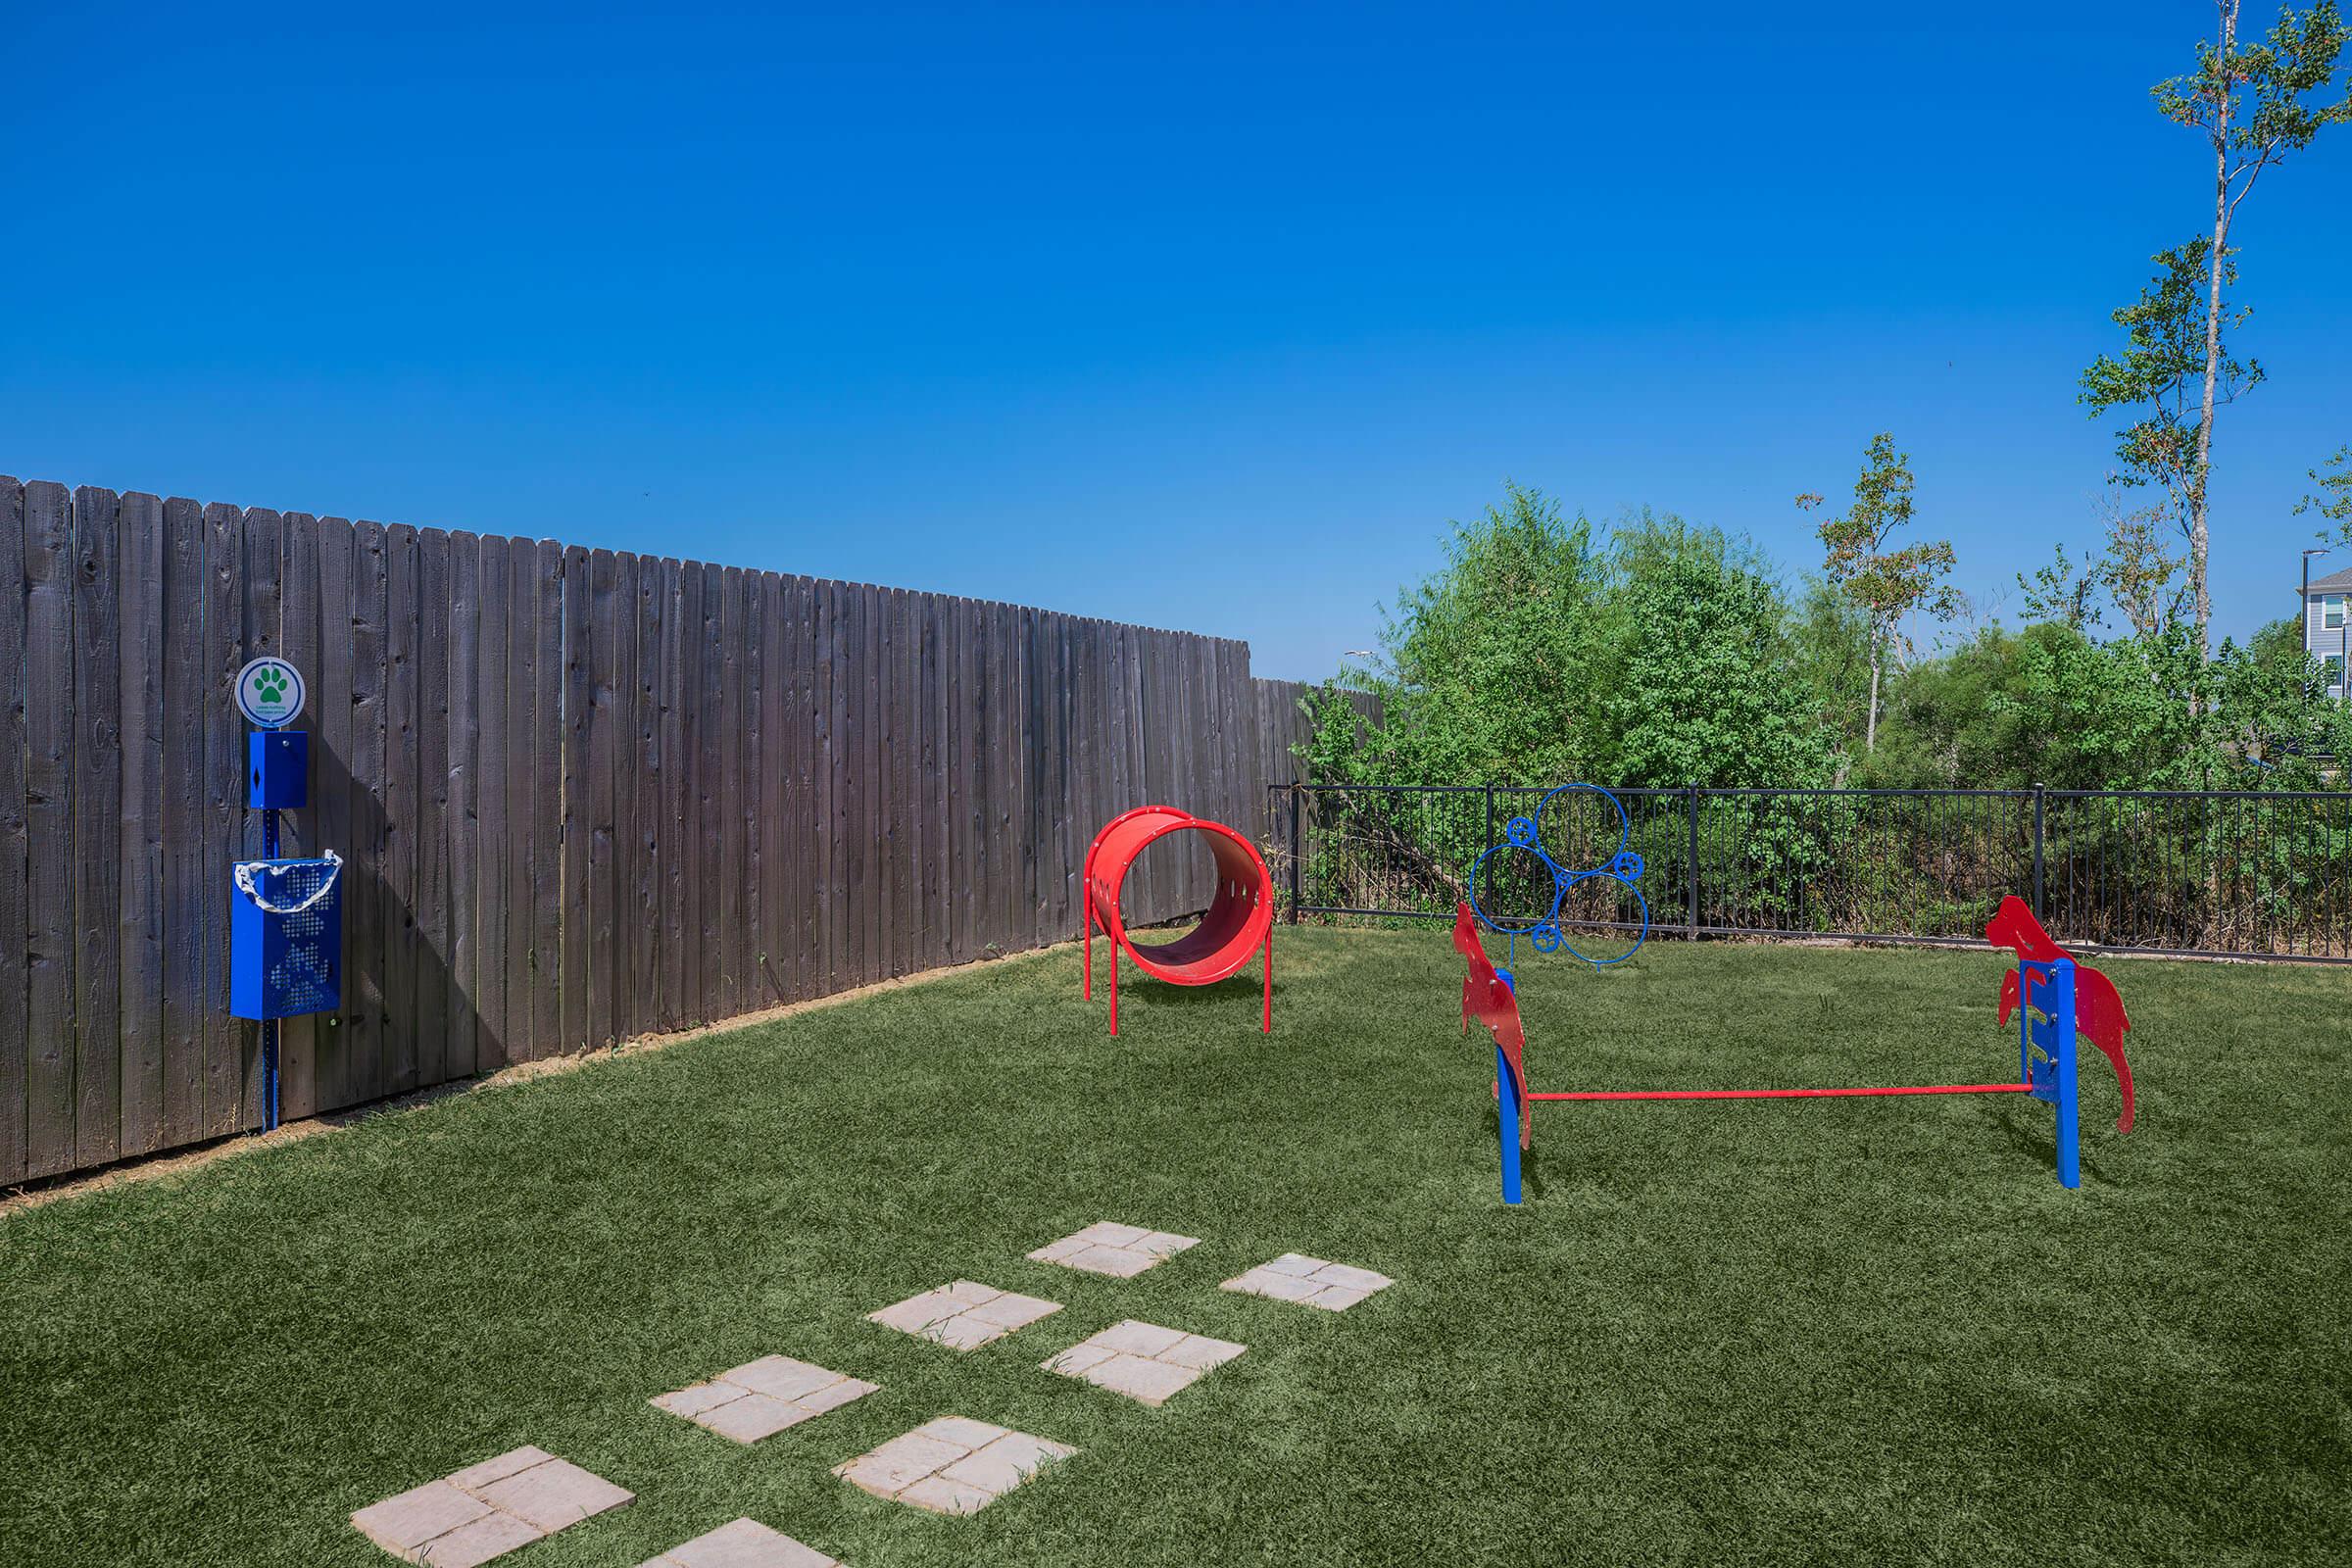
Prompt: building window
<box><xmin>2328</xmin><ymin>653</ymin><xmax>2347</xmax><ymax>695</ymax></box>
<box><xmin>2328</xmin><ymin>594</ymin><xmax>2346</xmax><ymax>630</ymax></box>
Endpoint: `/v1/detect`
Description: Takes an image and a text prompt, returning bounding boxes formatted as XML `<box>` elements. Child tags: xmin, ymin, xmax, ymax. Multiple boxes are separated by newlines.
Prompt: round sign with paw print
<box><xmin>234</xmin><ymin>657</ymin><xmax>306</xmax><ymax>729</ymax></box>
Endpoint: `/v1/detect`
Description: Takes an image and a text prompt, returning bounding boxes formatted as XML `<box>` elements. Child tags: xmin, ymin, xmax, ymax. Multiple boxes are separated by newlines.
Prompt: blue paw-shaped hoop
<box><xmin>1465</xmin><ymin>782</ymin><xmax>1649</xmax><ymax>969</ymax></box>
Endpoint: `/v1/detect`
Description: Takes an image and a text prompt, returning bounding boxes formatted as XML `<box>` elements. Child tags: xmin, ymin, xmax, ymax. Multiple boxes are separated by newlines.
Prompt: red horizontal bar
<box><xmin>1528</xmin><ymin>1082</ymin><xmax>2032</xmax><ymax>1102</ymax></box>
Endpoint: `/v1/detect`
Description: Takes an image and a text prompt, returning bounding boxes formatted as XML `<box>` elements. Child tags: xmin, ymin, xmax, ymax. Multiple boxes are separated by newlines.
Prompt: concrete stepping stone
<box><xmin>1041</xmin><ymin>1319</ymin><xmax>1246</xmax><ymax>1406</ymax></box>
<box><xmin>833</xmin><ymin>1415</ymin><xmax>1075</xmax><ymax>1516</ymax></box>
<box><xmin>636</xmin><ymin>1516</ymin><xmax>842</xmax><ymax>1568</ymax></box>
<box><xmin>1221</xmin><ymin>1253</ymin><xmax>1396</xmax><ymax>1311</ymax></box>
<box><xmin>865</xmin><ymin>1280</ymin><xmax>1060</xmax><ymax>1350</ymax></box>
<box><xmin>352</xmin><ymin>1446</ymin><xmax>632</xmax><ymax>1566</ymax></box>
<box><xmin>651</xmin><ymin>1355</ymin><xmax>879</xmax><ymax>1444</ymax></box>
<box><xmin>1026</xmin><ymin>1221</ymin><xmax>1200</xmax><ymax>1278</ymax></box>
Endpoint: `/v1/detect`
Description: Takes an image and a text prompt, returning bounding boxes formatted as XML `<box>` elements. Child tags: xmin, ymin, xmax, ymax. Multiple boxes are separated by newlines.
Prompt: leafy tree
<box><xmin>1336</xmin><ymin>481</ymin><xmax>1606</xmax><ymax>787</ymax></box>
<box><xmin>1868</xmin><ymin>614</ymin><xmax>2349</xmax><ymax>792</ymax></box>
<box><xmin>1788</xmin><ymin>578</ymin><xmax>1877</xmax><ymax>772</ymax></box>
<box><xmin>1298</xmin><ymin>480</ymin><xmax>2348</xmax><ymax>808</ymax></box>
<box><xmin>2296</xmin><ymin>444</ymin><xmax>2352</xmax><ymax>546</ymax></box>
<box><xmin>2214</xmin><ymin>615</ymin><xmax>2352</xmax><ymax>779</ymax></box>
<box><xmin>2016</xmin><ymin>544</ymin><xmax>2103</xmax><ymax>633</ymax></box>
<box><xmin>1864</xmin><ymin>624</ymin><xmax>2203</xmax><ymax>790</ymax></box>
<box><xmin>2090</xmin><ymin>477</ymin><xmax>2189</xmax><ymax>639</ymax></box>
<box><xmin>2083</xmin><ymin>1</ymin><xmax>2350</xmax><ymax>662</ymax></box>
<box><xmin>1798</xmin><ymin>433</ymin><xmax>1961</xmax><ymax>754</ymax></box>
<box><xmin>1297</xmin><ymin>488</ymin><xmax>1836</xmax><ymax>791</ymax></box>
<box><xmin>1585</xmin><ymin>554</ymin><xmax>1841</xmax><ymax>790</ymax></box>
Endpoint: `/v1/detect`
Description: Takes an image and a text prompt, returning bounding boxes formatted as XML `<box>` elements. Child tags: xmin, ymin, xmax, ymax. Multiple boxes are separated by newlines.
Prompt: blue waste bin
<box><xmin>230</xmin><ymin>853</ymin><xmax>342</xmax><ymax>1020</ymax></box>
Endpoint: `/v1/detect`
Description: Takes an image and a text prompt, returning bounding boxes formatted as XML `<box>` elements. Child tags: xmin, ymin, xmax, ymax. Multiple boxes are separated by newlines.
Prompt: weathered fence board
<box><xmin>70</xmin><ymin>486</ymin><xmax>123</xmax><ymax>1169</ymax></box>
<box><xmin>416</xmin><ymin>528</ymin><xmax>452</xmax><ymax>1095</ymax></box>
<box><xmin>350</xmin><ymin>521</ymin><xmax>390</xmax><ymax>1102</ymax></box>
<box><xmin>24</xmin><ymin>483</ymin><xmax>75</xmax><ymax>1177</ymax></box>
<box><xmin>313</xmin><ymin>517</ymin><xmax>356</xmax><ymax>1107</ymax></box>
<box><xmin>117</xmin><ymin>492</ymin><xmax>165</xmax><ymax>1158</ymax></box>
<box><xmin>531</xmin><ymin>540</ymin><xmax>563</xmax><ymax>1059</ymax></box>
<box><xmin>503</xmin><ymin>535</ymin><xmax>536</xmax><ymax>1064</ymax></box>
<box><xmin>587</xmin><ymin>548</ymin><xmax>620</xmax><ymax>1051</ymax></box>
<box><xmin>471</xmin><ymin>533</ymin><xmax>510</xmax><ymax>1070</ymax></box>
<box><xmin>23</xmin><ymin>483</ymin><xmax>74</xmax><ymax>1177</ymax></box>
<box><xmin>694</xmin><ymin>562</ymin><xmax>724</xmax><ymax>1020</ymax></box>
<box><xmin>384</xmin><ymin>525</ymin><xmax>421</xmax><ymax>1097</ymax></box>
<box><xmin>444</xmin><ymin>532</ymin><xmax>481</xmax><ymax>1082</ymax></box>
<box><xmin>560</xmin><ymin>543</ymin><xmax>591</xmax><ymax>1054</ymax></box>
<box><xmin>629</xmin><ymin>555</ymin><xmax>662</xmax><ymax>1030</ymax></box>
<box><xmin>611</xmin><ymin>551</ymin><xmax>643</xmax><ymax>1045</ymax></box>
<box><xmin>0</xmin><ymin>481</ymin><xmax>25</xmax><ymax>1184</ymax></box>
<box><xmin>715</xmin><ymin>565</ymin><xmax>744</xmax><ymax>1017</ymax></box>
<box><xmin>276</xmin><ymin>513</ymin><xmax>322</xmax><ymax>1119</ymax></box>
<box><xmin>786</xmin><ymin>575</ymin><xmax>817</xmax><ymax>1002</ymax></box>
<box><xmin>660</xmin><ymin>557</ymin><xmax>689</xmax><ymax>1031</ymax></box>
<box><xmin>1</xmin><ymin>476</ymin><xmax>1335</xmax><ymax>1182</ymax></box>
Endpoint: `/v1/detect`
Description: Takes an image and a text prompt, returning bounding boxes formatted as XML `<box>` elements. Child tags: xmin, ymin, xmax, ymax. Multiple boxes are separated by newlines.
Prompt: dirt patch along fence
<box><xmin>0</xmin><ymin>477</ymin><xmax>1352</xmax><ymax>1183</ymax></box>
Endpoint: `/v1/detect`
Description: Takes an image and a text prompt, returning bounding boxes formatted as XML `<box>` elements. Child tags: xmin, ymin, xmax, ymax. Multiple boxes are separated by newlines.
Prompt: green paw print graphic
<box><xmin>253</xmin><ymin>667</ymin><xmax>290</xmax><ymax>705</ymax></box>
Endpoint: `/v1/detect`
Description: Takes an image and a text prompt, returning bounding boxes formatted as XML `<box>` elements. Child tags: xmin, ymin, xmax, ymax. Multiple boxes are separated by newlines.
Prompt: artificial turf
<box><xmin>0</xmin><ymin>929</ymin><xmax>2345</xmax><ymax>1567</ymax></box>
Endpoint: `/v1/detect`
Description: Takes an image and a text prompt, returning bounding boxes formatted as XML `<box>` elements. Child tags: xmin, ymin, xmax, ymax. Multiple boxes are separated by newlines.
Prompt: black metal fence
<box><xmin>1266</xmin><ymin>783</ymin><xmax>2352</xmax><ymax>964</ymax></box>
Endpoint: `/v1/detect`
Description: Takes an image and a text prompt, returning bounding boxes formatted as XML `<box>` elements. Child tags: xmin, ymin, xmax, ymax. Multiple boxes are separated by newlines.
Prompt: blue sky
<box><xmin>3</xmin><ymin>2</ymin><xmax>2347</xmax><ymax>679</ymax></box>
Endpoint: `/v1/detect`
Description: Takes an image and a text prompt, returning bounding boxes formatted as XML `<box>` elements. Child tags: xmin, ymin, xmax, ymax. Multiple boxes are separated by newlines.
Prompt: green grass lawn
<box><xmin>2</xmin><ymin>930</ymin><xmax>2346</xmax><ymax>1567</ymax></box>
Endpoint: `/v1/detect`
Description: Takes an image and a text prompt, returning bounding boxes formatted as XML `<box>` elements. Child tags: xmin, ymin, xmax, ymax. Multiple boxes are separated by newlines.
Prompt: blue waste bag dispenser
<box><xmin>230</xmin><ymin>851</ymin><xmax>343</xmax><ymax>1020</ymax></box>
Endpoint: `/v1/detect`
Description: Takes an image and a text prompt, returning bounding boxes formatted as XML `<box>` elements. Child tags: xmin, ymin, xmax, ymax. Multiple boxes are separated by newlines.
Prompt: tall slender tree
<box><xmin>2081</xmin><ymin>1</ymin><xmax>2350</xmax><ymax>662</ymax></box>
<box><xmin>1798</xmin><ymin>433</ymin><xmax>1961</xmax><ymax>754</ymax></box>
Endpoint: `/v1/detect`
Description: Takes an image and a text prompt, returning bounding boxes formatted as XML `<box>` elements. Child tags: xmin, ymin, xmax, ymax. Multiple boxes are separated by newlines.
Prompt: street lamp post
<box><xmin>2307</xmin><ymin>548</ymin><xmax>2335</xmax><ymax>707</ymax></box>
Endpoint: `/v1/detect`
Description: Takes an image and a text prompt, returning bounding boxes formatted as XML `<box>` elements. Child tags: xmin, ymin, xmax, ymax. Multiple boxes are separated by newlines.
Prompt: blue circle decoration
<box><xmin>1467</xmin><ymin>842</ymin><xmax>1562</xmax><ymax>935</ymax></box>
<box><xmin>1463</xmin><ymin>781</ymin><xmax>1648</xmax><ymax>971</ymax></box>
<box><xmin>1551</xmin><ymin>871</ymin><xmax>1650</xmax><ymax>966</ymax></box>
<box><xmin>1536</xmin><ymin>781</ymin><xmax>1630</xmax><ymax>868</ymax></box>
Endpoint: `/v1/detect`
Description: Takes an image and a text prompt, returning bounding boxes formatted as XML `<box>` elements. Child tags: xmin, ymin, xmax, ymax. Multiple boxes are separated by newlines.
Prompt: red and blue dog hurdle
<box><xmin>1458</xmin><ymin>896</ymin><xmax>2135</xmax><ymax>1203</ymax></box>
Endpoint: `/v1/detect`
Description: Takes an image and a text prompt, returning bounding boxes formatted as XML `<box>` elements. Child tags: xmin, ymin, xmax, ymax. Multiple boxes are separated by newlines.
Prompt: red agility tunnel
<box><xmin>1081</xmin><ymin>806</ymin><xmax>1274</xmax><ymax>1035</ymax></box>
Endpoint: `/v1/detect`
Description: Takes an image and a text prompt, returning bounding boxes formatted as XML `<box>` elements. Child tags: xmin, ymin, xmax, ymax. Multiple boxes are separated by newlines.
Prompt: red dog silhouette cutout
<box><xmin>1985</xmin><ymin>895</ymin><xmax>2134</xmax><ymax>1133</ymax></box>
<box><xmin>1455</xmin><ymin>903</ymin><xmax>1532</xmax><ymax>1151</ymax></box>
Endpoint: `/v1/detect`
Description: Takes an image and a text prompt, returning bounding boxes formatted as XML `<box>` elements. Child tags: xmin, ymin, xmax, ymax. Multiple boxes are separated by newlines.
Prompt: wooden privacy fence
<box><xmin>0</xmin><ymin>477</ymin><xmax>1347</xmax><ymax>1185</ymax></box>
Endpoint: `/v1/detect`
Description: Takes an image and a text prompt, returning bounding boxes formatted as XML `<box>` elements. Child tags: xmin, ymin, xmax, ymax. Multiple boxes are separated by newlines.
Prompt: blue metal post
<box><xmin>1496</xmin><ymin>1044</ymin><xmax>1523</xmax><ymax>1204</ymax></box>
<box><xmin>2050</xmin><ymin>959</ymin><xmax>2080</xmax><ymax>1190</ymax></box>
<box><xmin>262</xmin><ymin>805</ymin><xmax>280</xmax><ymax>1132</ymax></box>
<box><xmin>2020</xmin><ymin>958</ymin><xmax>2082</xmax><ymax>1190</ymax></box>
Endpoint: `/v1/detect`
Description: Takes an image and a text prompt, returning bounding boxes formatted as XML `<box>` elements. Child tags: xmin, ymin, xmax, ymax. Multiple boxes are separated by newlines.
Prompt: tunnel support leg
<box><xmin>1261</xmin><ymin>925</ymin><xmax>1272</xmax><ymax>1034</ymax></box>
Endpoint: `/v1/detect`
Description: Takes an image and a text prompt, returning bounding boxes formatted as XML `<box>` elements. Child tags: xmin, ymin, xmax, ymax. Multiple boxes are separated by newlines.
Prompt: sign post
<box><xmin>231</xmin><ymin>657</ymin><xmax>314</xmax><ymax>1132</ymax></box>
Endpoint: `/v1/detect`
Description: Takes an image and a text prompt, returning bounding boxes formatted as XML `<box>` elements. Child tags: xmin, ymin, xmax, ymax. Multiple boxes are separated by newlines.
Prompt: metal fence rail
<box><xmin>1266</xmin><ymin>783</ymin><xmax>2352</xmax><ymax>964</ymax></box>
